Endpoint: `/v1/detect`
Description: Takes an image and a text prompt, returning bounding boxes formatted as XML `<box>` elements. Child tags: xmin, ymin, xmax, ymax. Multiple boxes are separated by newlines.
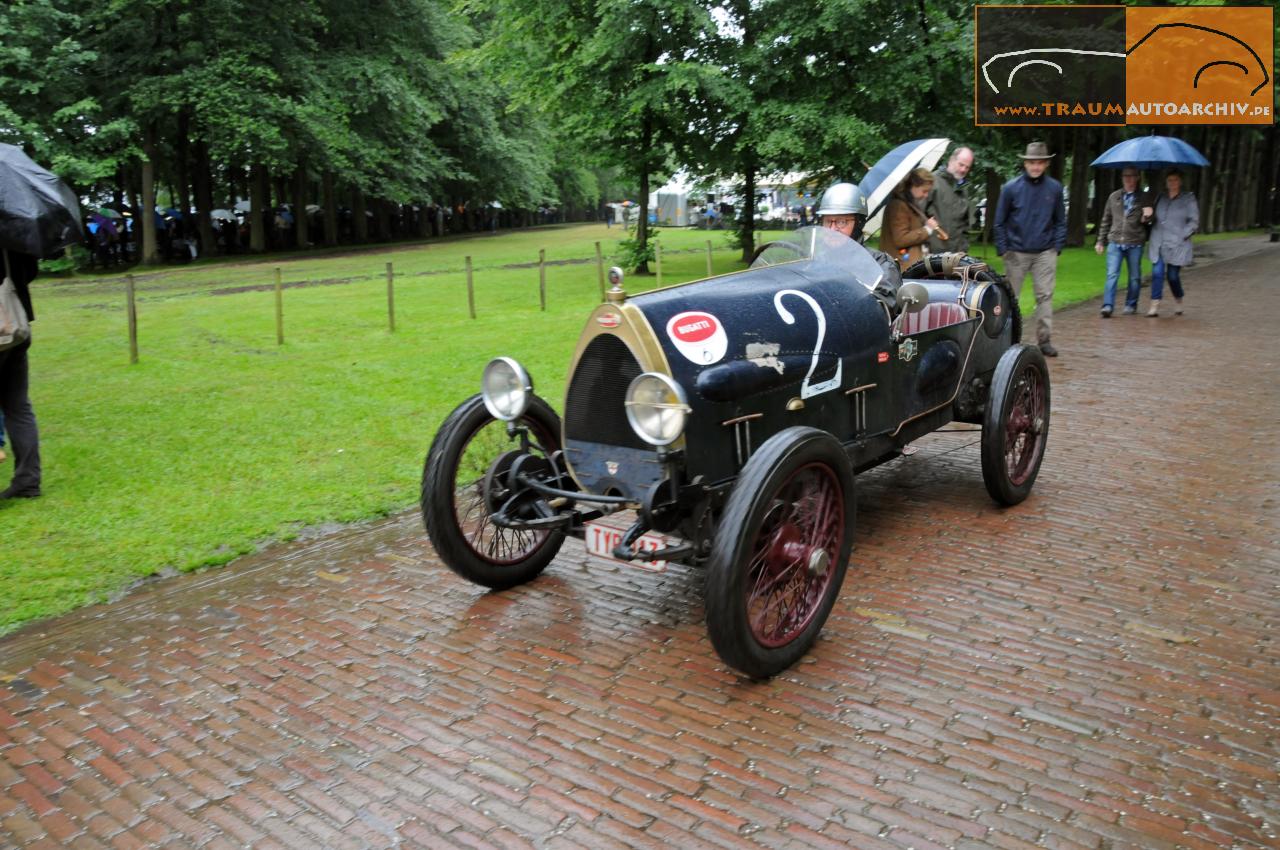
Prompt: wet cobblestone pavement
<box><xmin>2</xmin><ymin>240</ymin><xmax>1278</xmax><ymax>848</ymax></box>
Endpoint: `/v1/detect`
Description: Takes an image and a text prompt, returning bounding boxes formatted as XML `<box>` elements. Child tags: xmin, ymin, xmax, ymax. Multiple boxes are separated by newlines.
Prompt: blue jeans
<box><xmin>1103</xmin><ymin>243</ymin><xmax>1143</xmax><ymax>309</ymax></box>
<box><xmin>1151</xmin><ymin>258</ymin><xmax>1184</xmax><ymax>301</ymax></box>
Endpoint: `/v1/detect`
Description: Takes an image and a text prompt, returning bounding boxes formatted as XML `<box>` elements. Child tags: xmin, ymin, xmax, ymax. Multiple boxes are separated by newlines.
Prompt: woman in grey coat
<box><xmin>1146</xmin><ymin>169</ymin><xmax>1198</xmax><ymax>317</ymax></box>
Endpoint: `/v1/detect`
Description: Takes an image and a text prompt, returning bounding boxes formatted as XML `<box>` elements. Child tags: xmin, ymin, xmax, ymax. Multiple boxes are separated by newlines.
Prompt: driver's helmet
<box><xmin>816</xmin><ymin>182</ymin><xmax>867</xmax><ymax>218</ymax></box>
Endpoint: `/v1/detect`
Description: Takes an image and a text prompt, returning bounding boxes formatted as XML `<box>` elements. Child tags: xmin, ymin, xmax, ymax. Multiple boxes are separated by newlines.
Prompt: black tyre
<box><xmin>981</xmin><ymin>345</ymin><xmax>1050</xmax><ymax>506</ymax></box>
<box><xmin>705</xmin><ymin>427</ymin><xmax>855</xmax><ymax>678</ymax></box>
<box><xmin>421</xmin><ymin>394</ymin><xmax>565</xmax><ymax>589</ymax></box>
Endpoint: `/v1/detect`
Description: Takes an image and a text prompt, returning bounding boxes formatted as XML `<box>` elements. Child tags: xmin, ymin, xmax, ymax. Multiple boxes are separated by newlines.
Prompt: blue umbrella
<box><xmin>1091</xmin><ymin>136</ymin><xmax>1209</xmax><ymax>170</ymax></box>
<box><xmin>858</xmin><ymin>138</ymin><xmax>950</xmax><ymax>236</ymax></box>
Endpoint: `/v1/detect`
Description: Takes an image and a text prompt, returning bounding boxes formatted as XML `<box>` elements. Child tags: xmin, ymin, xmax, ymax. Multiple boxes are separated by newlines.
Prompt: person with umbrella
<box><xmin>1095</xmin><ymin>167</ymin><xmax>1154</xmax><ymax>317</ymax></box>
<box><xmin>0</xmin><ymin>143</ymin><xmax>84</xmax><ymax>499</ymax></box>
<box><xmin>1146</xmin><ymin>168</ymin><xmax>1198</xmax><ymax>317</ymax></box>
<box><xmin>878</xmin><ymin>168</ymin><xmax>941</xmax><ymax>270</ymax></box>
<box><xmin>1090</xmin><ymin>136</ymin><xmax>1209</xmax><ymax>318</ymax></box>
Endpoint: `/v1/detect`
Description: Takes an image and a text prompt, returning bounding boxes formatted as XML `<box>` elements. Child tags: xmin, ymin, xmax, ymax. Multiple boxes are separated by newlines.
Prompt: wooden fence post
<box><xmin>655</xmin><ymin>240</ymin><xmax>662</xmax><ymax>287</ymax></box>
<box><xmin>385</xmin><ymin>261</ymin><xmax>396</xmax><ymax>332</ymax></box>
<box><xmin>595</xmin><ymin>241</ymin><xmax>605</xmax><ymax>301</ymax></box>
<box><xmin>539</xmin><ymin>248</ymin><xmax>547</xmax><ymax>311</ymax></box>
<box><xmin>125</xmin><ymin>274</ymin><xmax>138</xmax><ymax>364</ymax></box>
<box><xmin>274</xmin><ymin>267</ymin><xmax>284</xmax><ymax>345</ymax></box>
<box><xmin>466</xmin><ymin>256</ymin><xmax>476</xmax><ymax>319</ymax></box>
<box><xmin>706</xmin><ymin>240</ymin><xmax>714</xmax><ymax>277</ymax></box>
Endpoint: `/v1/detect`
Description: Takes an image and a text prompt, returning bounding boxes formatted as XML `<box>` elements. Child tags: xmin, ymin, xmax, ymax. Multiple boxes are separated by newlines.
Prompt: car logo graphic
<box><xmin>598</xmin><ymin>313</ymin><xmax>621</xmax><ymax>328</ymax></box>
<box><xmin>606</xmin><ymin>461</ymin><xmax>619</xmax><ymax>475</ymax></box>
<box><xmin>898</xmin><ymin>338</ymin><xmax>919</xmax><ymax>363</ymax></box>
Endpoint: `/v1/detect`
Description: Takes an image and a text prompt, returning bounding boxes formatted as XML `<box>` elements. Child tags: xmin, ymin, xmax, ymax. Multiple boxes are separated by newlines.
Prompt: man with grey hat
<box><xmin>993</xmin><ymin>141</ymin><xmax>1067</xmax><ymax>357</ymax></box>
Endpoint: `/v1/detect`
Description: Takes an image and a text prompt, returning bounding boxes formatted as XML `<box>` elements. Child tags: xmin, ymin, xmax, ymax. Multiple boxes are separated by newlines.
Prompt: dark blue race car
<box><xmin>421</xmin><ymin>227</ymin><xmax>1049</xmax><ymax>678</ymax></box>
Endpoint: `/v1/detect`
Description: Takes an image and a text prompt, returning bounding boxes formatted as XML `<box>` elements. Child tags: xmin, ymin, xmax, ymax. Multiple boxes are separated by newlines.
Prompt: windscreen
<box><xmin>750</xmin><ymin>226</ymin><xmax>886</xmax><ymax>294</ymax></box>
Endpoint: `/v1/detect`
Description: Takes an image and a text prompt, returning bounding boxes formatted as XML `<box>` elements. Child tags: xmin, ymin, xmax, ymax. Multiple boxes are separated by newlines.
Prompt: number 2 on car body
<box><xmin>774</xmin><ymin>289</ymin><xmax>842</xmax><ymax>398</ymax></box>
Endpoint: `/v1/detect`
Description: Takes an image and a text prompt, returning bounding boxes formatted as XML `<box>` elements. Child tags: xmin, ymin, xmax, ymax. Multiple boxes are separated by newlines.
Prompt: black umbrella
<box><xmin>0</xmin><ymin>143</ymin><xmax>84</xmax><ymax>258</ymax></box>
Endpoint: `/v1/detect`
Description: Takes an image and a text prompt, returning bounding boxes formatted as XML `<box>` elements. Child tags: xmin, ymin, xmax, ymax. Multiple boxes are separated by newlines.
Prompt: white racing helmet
<box><xmin>816</xmin><ymin>182</ymin><xmax>868</xmax><ymax>218</ymax></box>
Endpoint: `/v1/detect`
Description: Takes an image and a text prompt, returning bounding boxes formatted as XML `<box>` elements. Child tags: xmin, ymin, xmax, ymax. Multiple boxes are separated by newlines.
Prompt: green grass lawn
<box><xmin>0</xmin><ymin>223</ymin><xmax>1263</xmax><ymax>634</ymax></box>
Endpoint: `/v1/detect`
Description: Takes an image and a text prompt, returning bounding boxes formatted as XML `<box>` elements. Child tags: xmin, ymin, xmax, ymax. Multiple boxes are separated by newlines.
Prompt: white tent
<box><xmin>650</xmin><ymin>174</ymin><xmax>697</xmax><ymax>226</ymax></box>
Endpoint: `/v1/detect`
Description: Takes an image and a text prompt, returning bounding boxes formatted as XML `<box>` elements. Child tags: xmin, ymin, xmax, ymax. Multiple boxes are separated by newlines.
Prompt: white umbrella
<box><xmin>860</xmin><ymin>138</ymin><xmax>950</xmax><ymax>236</ymax></box>
<box><xmin>209</xmin><ymin>209</ymin><xmax>236</xmax><ymax>222</ymax></box>
<box><xmin>233</xmin><ymin>199</ymin><xmax>252</xmax><ymax>212</ymax></box>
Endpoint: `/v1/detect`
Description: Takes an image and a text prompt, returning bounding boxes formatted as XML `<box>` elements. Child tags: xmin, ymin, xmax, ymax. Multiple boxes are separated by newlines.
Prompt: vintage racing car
<box><xmin>420</xmin><ymin>226</ymin><xmax>1050</xmax><ymax>677</ymax></box>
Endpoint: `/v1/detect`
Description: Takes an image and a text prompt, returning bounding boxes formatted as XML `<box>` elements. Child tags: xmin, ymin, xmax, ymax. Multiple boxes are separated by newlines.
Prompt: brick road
<box><xmin>2</xmin><ymin>239</ymin><xmax>1277</xmax><ymax>849</ymax></box>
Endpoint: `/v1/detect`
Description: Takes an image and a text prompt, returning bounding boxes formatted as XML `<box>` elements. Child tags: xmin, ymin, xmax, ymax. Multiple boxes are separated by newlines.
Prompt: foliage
<box><xmin>615</xmin><ymin>229</ymin><xmax>661</xmax><ymax>272</ymax></box>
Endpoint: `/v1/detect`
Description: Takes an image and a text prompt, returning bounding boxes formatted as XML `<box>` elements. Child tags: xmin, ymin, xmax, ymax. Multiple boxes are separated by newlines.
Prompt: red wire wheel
<box><xmin>421</xmin><ymin>394</ymin><xmax>565</xmax><ymax>589</ymax></box>
<box><xmin>706</xmin><ymin>427</ymin><xmax>855</xmax><ymax>678</ymax></box>
<box><xmin>982</xmin><ymin>344</ymin><xmax>1051</xmax><ymax>505</ymax></box>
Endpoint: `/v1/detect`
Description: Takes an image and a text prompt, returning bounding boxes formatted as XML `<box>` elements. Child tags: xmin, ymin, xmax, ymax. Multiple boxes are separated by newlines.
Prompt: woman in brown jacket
<box><xmin>879</xmin><ymin>167</ymin><xmax>941</xmax><ymax>269</ymax></box>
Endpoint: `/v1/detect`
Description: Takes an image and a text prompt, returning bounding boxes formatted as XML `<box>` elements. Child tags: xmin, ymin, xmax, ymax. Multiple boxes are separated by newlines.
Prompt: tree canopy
<box><xmin>1</xmin><ymin>0</ymin><xmax>1273</xmax><ymax>266</ymax></box>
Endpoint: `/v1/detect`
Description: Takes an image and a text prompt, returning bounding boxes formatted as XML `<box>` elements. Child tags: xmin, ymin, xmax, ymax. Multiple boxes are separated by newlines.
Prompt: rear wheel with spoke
<box><xmin>421</xmin><ymin>394</ymin><xmax>565</xmax><ymax>589</ymax></box>
<box><xmin>706</xmin><ymin>427</ymin><xmax>854</xmax><ymax>678</ymax></box>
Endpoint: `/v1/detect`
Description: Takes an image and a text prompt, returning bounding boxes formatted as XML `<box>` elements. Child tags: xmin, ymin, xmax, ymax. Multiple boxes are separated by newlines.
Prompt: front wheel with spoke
<box><xmin>981</xmin><ymin>344</ymin><xmax>1051</xmax><ymax>506</ymax></box>
<box><xmin>421</xmin><ymin>394</ymin><xmax>565</xmax><ymax>589</ymax></box>
<box><xmin>705</xmin><ymin>427</ymin><xmax>855</xmax><ymax>678</ymax></box>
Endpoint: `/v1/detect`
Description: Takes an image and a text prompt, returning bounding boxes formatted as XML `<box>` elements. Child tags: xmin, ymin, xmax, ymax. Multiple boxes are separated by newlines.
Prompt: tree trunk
<box><xmin>1213</xmin><ymin>128</ymin><xmax>1235</xmax><ymax>233</ymax></box>
<box><xmin>1066</xmin><ymin>128</ymin><xmax>1090</xmax><ymax>247</ymax></box>
<box><xmin>294</xmin><ymin>166</ymin><xmax>308</xmax><ymax>249</ymax></box>
<box><xmin>1049</xmin><ymin>127</ymin><xmax>1067</xmax><ymax>182</ymax></box>
<box><xmin>1235</xmin><ymin>131</ymin><xmax>1255</xmax><ymax>229</ymax></box>
<box><xmin>740</xmin><ymin>159</ymin><xmax>757</xmax><ymax>263</ymax></box>
<box><xmin>113</xmin><ymin>165</ymin><xmax>125</xmax><ymax>211</ymax></box>
<box><xmin>193</xmin><ymin>138</ymin><xmax>216</xmax><ymax>258</ymax></box>
<box><xmin>175</xmin><ymin>108</ymin><xmax>193</xmax><ymax>227</ymax></box>
<box><xmin>353</xmin><ymin>187</ymin><xmax>368</xmax><ymax>242</ymax></box>
<box><xmin>1090</xmin><ymin>127</ymin><xmax>1115</xmax><ymax>234</ymax></box>
<box><xmin>1263</xmin><ymin>125</ymin><xmax>1278</xmax><ymax>230</ymax></box>
<box><xmin>250</xmin><ymin>163</ymin><xmax>268</xmax><ymax>253</ymax></box>
<box><xmin>322</xmin><ymin>172</ymin><xmax>338</xmax><ymax>246</ymax></box>
<box><xmin>376</xmin><ymin>199</ymin><xmax>391</xmax><ymax>241</ymax></box>
<box><xmin>635</xmin><ymin>110</ymin><xmax>654</xmax><ymax>275</ymax></box>
<box><xmin>140</xmin><ymin>124</ymin><xmax>159</xmax><ymax>265</ymax></box>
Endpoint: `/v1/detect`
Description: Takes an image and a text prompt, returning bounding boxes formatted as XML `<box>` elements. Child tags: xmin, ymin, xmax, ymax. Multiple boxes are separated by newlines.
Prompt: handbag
<box><xmin>0</xmin><ymin>250</ymin><xmax>32</xmax><ymax>351</ymax></box>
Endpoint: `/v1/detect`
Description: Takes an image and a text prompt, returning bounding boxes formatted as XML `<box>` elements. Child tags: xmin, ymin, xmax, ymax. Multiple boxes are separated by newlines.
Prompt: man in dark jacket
<box><xmin>994</xmin><ymin>141</ymin><xmax>1067</xmax><ymax>357</ymax></box>
<box><xmin>926</xmin><ymin>146</ymin><xmax>974</xmax><ymax>254</ymax></box>
<box><xmin>0</xmin><ymin>250</ymin><xmax>41</xmax><ymax>498</ymax></box>
<box><xmin>1095</xmin><ymin>168</ymin><xmax>1153</xmax><ymax>317</ymax></box>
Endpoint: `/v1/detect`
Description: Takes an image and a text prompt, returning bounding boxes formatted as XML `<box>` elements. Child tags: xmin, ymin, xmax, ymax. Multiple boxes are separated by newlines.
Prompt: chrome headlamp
<box><xmin>624</xmin><ymin>372</ymin><xmax>690</xmax><ymax>446</ymax></box>
<box><xmin>481</xmin><ymin>357</ymin><xmax>533</xmax><ymax>421</ymax></box>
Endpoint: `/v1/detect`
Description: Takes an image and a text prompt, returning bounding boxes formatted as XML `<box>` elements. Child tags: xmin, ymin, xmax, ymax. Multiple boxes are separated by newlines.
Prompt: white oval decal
<box><xmin>666</xmin><ymin>311</ymin><xmax>728</xmax><ymax>365</ymax></box>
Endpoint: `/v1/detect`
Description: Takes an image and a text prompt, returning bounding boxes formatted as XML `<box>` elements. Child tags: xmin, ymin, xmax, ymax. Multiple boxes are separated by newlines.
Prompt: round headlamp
<box><xmin>481</xmin><ymin>357</ymin><xmax>533</xmax><ymax>421</ymax></box>
<box><xmin>625</xmin><ymin>372</ymin><xmax>690</xmax><ymax>447</ymax></box>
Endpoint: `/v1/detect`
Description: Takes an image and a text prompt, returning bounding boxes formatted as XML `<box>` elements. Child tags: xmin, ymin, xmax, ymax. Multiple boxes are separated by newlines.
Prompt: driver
<box><xmin>816</xmin><ymin>182</ymin><xmax>902</xmax><ymax>311</ymax></box>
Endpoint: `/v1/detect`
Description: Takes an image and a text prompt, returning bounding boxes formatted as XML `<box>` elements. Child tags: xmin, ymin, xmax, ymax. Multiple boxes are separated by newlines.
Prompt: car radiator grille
<box><xmin>565</xmin><ymin>334</ymin><xmax>649</xmax><ymax>450</ymax></box>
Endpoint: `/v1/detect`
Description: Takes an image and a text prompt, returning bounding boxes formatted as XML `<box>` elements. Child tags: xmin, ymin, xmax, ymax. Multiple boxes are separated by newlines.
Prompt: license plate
<box><xmin>584</xmin><ymin>519</ymin><xmax>670</xmax><ymax>572</ymax></box>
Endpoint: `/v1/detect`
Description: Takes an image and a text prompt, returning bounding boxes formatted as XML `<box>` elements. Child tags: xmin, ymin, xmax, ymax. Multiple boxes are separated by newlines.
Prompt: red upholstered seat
<box><xmin>899</xmin><ymin>302</ymin><xmax>969</xmax><ymax>336</ymax></box>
